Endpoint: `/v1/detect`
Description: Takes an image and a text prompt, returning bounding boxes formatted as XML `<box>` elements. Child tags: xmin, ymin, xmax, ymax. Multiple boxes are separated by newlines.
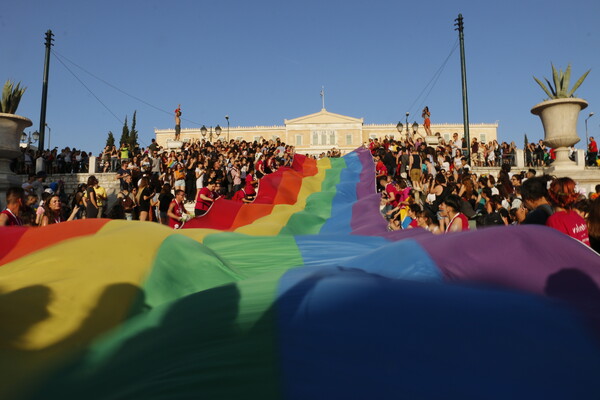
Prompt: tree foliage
<box><xmin>119</xmin><ymin>116</ymin><xmax>129</xmax><ymax>146</ymax></box>
<box><xmin>106</xmin><ymin>131</ymin><xmax>115</xmax><ymax>148</ymax></box>
<box><xmin>128</xmin><ymin>111</ymin><xmax>138</xmax><ymax>149</ymax></box>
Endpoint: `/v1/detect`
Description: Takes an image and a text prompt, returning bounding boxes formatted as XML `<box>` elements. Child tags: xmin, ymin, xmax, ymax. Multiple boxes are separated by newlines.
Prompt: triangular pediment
<box><xmin>285</xmin><ymin>109</ymin><xmax>364</xmax><ymax>125</ymax></box>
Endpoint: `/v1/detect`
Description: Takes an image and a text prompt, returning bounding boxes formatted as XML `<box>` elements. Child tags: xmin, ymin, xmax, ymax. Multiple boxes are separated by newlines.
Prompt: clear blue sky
<box><xmin>2</xmin><ymin>0</ymin><xmax>599</xmax><ymax>154</ymax></box>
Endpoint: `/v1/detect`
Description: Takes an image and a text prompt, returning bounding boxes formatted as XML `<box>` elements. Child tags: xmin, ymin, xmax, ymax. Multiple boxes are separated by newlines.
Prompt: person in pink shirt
<box><xmin>546</xmin><ymin>177</ymin><xmax>590</xmax><ymax>246</ymax></box>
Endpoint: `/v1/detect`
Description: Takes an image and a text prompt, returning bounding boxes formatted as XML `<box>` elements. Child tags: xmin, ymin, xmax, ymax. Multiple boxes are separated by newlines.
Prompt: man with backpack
<box><xmin>117</xmin><ymin>189</ymin><xmax>136</xmax><ymax>221</ymax></box>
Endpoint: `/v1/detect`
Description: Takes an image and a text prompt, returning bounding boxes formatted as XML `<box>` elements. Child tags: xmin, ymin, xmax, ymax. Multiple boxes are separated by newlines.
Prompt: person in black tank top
<box><xmin>408</xmin><ymin>147</ymin><xmax>423</xmax><ymax>187</ymax></box>
<box><xmin>85</xmin><ymin>176</ymin><xmax>99</xmax><ymax>218</ymax></box>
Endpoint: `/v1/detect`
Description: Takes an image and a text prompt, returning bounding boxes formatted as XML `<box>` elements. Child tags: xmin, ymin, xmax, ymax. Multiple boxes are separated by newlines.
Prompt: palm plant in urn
<box><xmin>531</xmin><ymin>64</ymin><xmax>590</xmax><ymax>167</ymax></box>
<box><xmin>0</xmin><ymin>80</ymin><xmax>32</xmax><ymax>190</ymax></box>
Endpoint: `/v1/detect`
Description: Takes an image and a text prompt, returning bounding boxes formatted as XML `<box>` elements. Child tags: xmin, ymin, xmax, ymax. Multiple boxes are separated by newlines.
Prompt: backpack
<box><xmin>120</xmin><ymin>193</ymin><xmax>134</xmax><ymax>211</ymax></box>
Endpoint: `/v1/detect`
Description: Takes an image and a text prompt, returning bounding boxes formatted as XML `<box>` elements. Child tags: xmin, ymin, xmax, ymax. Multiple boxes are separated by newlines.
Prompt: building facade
<box><xmin>155</xmin><ymin>108</ymin><xmax>498</xmax><ymax>155</ymax></box>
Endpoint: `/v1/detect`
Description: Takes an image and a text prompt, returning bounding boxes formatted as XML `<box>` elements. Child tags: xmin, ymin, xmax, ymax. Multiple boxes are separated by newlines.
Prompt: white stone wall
<box><xmin>18</xmin><ymin>172</ymin><xmax>122</xmax><ymax>209</ymax></box>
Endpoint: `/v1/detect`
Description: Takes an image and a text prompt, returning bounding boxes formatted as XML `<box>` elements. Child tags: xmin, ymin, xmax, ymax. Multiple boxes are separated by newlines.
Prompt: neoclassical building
<box><xmin>155</xmin><ymin>108</ymin><xmax>498</xmax><ymax>154</ymax></box>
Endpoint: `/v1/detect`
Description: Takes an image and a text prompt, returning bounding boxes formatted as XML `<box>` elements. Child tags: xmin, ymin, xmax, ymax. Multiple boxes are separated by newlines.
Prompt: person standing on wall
<box><xmin>588</xmin><ymin>136</ymin><xmax>598</xmax><ymax>166</ymax></box>
<box><xmin>175</xmin><ymin>105</ymin><xmax>182</xmax><ymax>141</ymax></box>
<box><xmin>422</xmin><ymin>106</ymin><xmax>432</xmax><ymax>136</ymax></box>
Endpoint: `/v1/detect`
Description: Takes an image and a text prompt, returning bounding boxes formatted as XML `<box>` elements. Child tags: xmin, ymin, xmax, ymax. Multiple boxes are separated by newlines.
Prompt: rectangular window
<box><xmin>443</xmin><ymin>133</ymin><xmax>450</xmax><ymax>142</ymax></box>
<box><xmin>311</xmin><ymin>129</ymin><xmax>336</xmax><ymax>145</ymax></box>
<box><xmin>296</xmin><ymin>135</ymin><xmax>303</xmax><ymax>146</ymax></box>
<box><xmin>480</xmin><ymin>134</ymin><xmax>487</xmax><ymax>144</ymax></box>
<box><xmin>320</xmin><ymin>132</ymin><xmax>328</xmax><ymax>145</ymax></box>
<box><xmin>253</xmin><ymin>136</ymin><xmax>261</xmax><ymax>143</ymax></box>
<box><xmin>346</xmin><ymin>134</ymin><xmax>353</xmax><ymax>145</ymax></box>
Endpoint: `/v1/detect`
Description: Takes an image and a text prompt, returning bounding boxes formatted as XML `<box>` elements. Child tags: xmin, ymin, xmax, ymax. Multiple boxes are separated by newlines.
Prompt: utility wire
<box><xmin>52</xmin><ymin>52</ymin><xmax>124</xmax><ymax>125</ymax></box>
<box><xmin>53</xmin><ymin>52</ymin><xmax>149</xmax><ymax>147</ymax></box>
<box><xmin>51</xmin><ymin>49</ymin><xmax>204</xmax><ymax>126</ymax></box>
<box><xmin>405</xmin><ymin>38</ymin><xmax>459</xmax><ymax>119</ymax></box>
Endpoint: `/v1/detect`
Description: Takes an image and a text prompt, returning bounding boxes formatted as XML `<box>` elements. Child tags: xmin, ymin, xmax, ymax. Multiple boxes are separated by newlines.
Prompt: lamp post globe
<box><xmin>412</xmin><ymin>122</ymin><xmax>419</xmax><ymax>137</ymax></box>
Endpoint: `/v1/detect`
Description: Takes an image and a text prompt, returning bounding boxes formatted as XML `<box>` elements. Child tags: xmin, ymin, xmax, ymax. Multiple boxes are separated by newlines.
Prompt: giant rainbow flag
<box><xmin>1</xmin><ymin>147</ymin><xmax>599</xmax><ymax>399</ymax></box>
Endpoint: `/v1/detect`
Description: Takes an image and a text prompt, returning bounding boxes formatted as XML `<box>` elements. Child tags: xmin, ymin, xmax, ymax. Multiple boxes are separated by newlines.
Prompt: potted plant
<box><xmin>0</xmin><ymin>80</ymin><xmax>33</xmax><ymax>189</ymax></box>
<box><xmin>530</xmin><ymin>64</ymin><xmax>590</xmax><ymax>167</ymax></box>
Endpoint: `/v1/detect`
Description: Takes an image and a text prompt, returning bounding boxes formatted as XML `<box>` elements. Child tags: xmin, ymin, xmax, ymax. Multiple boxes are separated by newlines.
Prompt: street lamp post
<box><xmin>585</xmin><ymin>112</ymin><xmax>594</xmax><ymax>165</ymax></box>
<box><xmin>200</xmin><ymin>125</ymin><xmax>222</xmax><ymax>143</ymax></box>
<box><xmin>20</xmin><ymin>131</ymin><xmax>39</xmax><ymax>173</ymax></box>
<box><xmin>45</xmin><ymin>123</ymin><xmax>51</xmax><ymax>150</ymax></box>
<box><xmin>411</xmin><ymin>121</ymin><xmax>419</xmax><ymax>138</ymax></box>
<box><xmin>395</xmin><ymin>112</ymin><xmax>419</xmax><ymax>141</ymax></box>
<box><xmin>21</xmin><ymin>131</ymin><xmax>40</xmax><ymax>148</ymax></box>
<box><xmin>225</xmin><ymin>115</ymin><xmax>230</xmax><ymax>142</ymax></box>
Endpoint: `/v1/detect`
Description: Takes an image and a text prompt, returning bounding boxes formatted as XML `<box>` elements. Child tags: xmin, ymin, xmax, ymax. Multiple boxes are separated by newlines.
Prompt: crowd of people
<box><xmin>12</xmin><ymin>146</ymin><xmax>93</xmax><ymax>175</ymax></box>
<box><xmin>368</xmin><ymin>137</ymin><xmax>599</xmax><ymax>252</ymax></box>
<box><xmin>3</xmin><ymin>137</ymin><xmax>295</xmax><ymax>229</ymax></box>
<box><xmin>2</xmin><ymin>133</ymin><xmax>600</xmax><ymax>254</ymax></box>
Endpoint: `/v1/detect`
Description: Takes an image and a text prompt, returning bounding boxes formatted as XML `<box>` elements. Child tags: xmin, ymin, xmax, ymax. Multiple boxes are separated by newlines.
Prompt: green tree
<box><xmin>128</xmin><ymin>110</ymin><xmax>139</xmax><ymax>149</ymax></box>
<box><xmin>119</xmin><ymin>116</ymin><xmax>129</xmax><ymax>146</ymax></box>
<box><xmin>106</xmin><ymin>131</ymin><xmax>115</xmax><ymax>148</ymax></box>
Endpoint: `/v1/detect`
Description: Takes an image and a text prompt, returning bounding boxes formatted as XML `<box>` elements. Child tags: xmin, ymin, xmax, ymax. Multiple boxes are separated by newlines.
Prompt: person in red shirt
<box><xmin>368</xmin><ymin>138</ymin><xmax>376</xmax><ymax>154</ymax></box>
<box><xmin>167</xmin><ymin>189</ymin><xmax>188</xmax><ymax>229</ymax></box>
<box><xmin>231</xmin><ymin>188</ymin><xmax>255</xmax><ymax>203</ymax></box>
<box><xmin>375</xmin><ymin>155</ymin><xmax>388</xmax><ymax>179</ymax></box>
<box><xmin>194</xmin><ymin>180</ymin><xmax>217</xmax><ymax>217</ymax></box>
<box><xmin>0</xmin><ymin>187</ymin><xmax>25</xmax><ymax>226</ymax></box>
<box><xmin>265</xmin><ymin>154</ymin><xmax>277</xmax><ymax>174</ymax></box>
<box><xmin>255</xmin><ymin>154</ymin><xmax>266</xmax><ymax>179</ymax></box>
<box><xmin>546</xmin><ymin>177</ymin><xmax>590</xmax><ymax>246</ymax></box>
<box><xmin>245</xmin><ymin>165</ymin><xmax>258</xmax><ymax>196</ymax></box>
<box><xmin>385</xmin><ymin>179</ymin><xmax>400</xmax><ymax>208</ymax></box>
<box><xmin>440</xmin><ymin>194</ymin><xmax>469</xmax><ymax>233</ymax></box>
<box><xmin>588</xmin><ymin>136</ymin><xmax>598</xmax><ymax>166</ymax></box>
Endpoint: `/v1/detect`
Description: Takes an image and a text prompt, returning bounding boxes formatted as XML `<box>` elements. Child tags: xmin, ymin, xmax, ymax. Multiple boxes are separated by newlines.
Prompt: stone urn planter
<box><xmin>530</xmin><ymin>98</ymin><xmax>587</xmax><ymax>168</ymax></box>
<box><xmin>0</xmin><ymin>113</ymin><xmax>33</xmax><ymax>189</ymax></box>
<box><xmin>531</xmin><ymin>64</ymin><xmax>591</xmax><ymax>170</ymax></box>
